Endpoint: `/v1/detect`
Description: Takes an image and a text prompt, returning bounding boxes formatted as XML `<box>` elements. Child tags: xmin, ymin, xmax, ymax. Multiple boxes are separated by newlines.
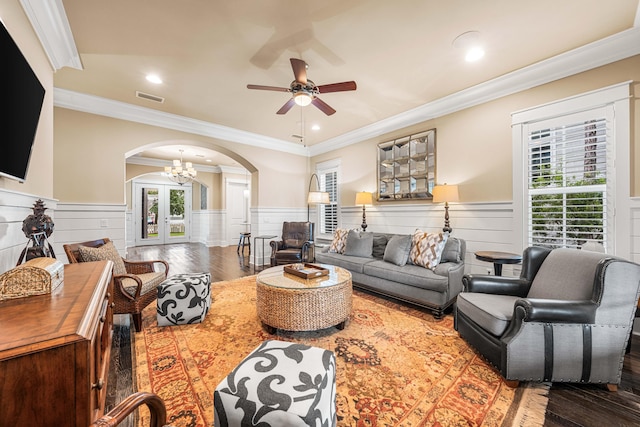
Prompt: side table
<box><xmin>474</xmin><ymin>250</ymin><xmax>522</xmax><ymax>276</ymax></box>
<box><xmin>254</xmin><ymin>235</ymin><xmax>277</xmax><ymax>272</ymax></box>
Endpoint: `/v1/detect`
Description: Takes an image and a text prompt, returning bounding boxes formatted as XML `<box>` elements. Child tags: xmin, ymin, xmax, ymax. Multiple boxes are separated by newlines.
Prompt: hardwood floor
<box><xmin>106</xmin><ymin>243</ymin><xmax>640</xmax><ymax>426</ymax></box>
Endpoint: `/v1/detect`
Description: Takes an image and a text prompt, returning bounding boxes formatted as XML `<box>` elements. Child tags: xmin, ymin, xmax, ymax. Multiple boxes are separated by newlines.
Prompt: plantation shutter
<box><xmin>319</xmin><ymin>169</ymin><xmax>339</xmax><ymax>234</ymax></box>
<box><xmin>525</xmin><ymin>108</ymin><xmax>610</xmax><ymax>249</ymax></box>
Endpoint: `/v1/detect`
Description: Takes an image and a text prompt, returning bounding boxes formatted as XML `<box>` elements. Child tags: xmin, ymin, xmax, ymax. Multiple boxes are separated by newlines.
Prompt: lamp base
<box><xmin>443</xmin><ymin>203</ymin><xmax>452</xmax><ymax>234</ymax></box>
<box><xmin>361</xmin><ymin>205</ymin><xmax>368</xmax><ymax>231</ymax></box>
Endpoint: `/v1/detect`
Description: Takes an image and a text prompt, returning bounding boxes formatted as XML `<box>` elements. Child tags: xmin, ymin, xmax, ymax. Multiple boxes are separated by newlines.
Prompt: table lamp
<box><xmin>432</xmin><ymin>184</ymin><xmax>459</xmax><ymax>233</ymax></box>
<box><xmin>355</xmin><ymin>191</ymin><xmax>373</xmax><ymax>231</ymax></box>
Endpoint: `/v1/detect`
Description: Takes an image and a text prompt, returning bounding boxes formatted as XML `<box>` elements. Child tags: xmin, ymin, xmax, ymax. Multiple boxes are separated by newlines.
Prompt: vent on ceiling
<box><xmin>136</xmin><ymin>91</ymin><xmax>164</xmax><ymax>103</ymax></box>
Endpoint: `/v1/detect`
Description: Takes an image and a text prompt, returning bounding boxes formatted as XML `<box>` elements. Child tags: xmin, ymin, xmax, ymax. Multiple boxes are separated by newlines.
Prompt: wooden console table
<box><xmin>0</xmin><ymin>260</ymin><xmax>114</xmax><ymax>427</ymax></box>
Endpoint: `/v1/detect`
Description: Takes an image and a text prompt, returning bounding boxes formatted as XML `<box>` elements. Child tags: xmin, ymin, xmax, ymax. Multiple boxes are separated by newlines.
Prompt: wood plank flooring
<box><xmin>105</xmin><ymin>243</ymin><xmax>640</xmax><ymax>426</ymax></box>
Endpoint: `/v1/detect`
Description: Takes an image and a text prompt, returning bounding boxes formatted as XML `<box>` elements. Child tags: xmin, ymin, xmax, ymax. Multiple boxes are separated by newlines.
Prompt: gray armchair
<box><xmin>455</xmin><ymin>246</ymin><xmax>640</xmax><ymax>391</ymax></box>
<box><xmin>270</xmin><ymin>221</ymin><xmax>315</xmax><ymax>266</ymax></box>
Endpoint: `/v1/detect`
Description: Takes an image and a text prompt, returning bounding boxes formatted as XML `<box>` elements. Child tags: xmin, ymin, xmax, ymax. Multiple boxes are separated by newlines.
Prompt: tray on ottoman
<box><xmin>284</xmin><ymin>263</ymin><xmax>329</xmax><ymax>279</ymax></box>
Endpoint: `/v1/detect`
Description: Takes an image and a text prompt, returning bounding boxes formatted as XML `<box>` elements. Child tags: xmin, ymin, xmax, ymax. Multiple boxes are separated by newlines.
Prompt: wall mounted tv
<box><xmin>0</xmin><ymin>19</ymin><xmax>46</xmax><ymax>183</ymax></box>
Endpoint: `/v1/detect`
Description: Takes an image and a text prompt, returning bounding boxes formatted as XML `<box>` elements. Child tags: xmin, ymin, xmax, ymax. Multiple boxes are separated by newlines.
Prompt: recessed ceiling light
<box><xmin>311</xmin><ymin>124</ymin><xmax>320</xmax><ymax>131</ymax></box>
<box><xmin>206</xmin><ymin>159</ymin><xmax>212</xmax><ymax>162</ymax></box>
<box><xmin>146</xmin><ymin>74</ymin><xmax>162</xmax><ymax>84</ymax></box>
<box><xmin>452</xmin><ymin>31</ymin><xmax>485</xmax><ymax>62</ymax></box>
<box><xmin>465</xmin><ymin>46</ymin><xmax>485</xmax><ymax>62</ymax></box>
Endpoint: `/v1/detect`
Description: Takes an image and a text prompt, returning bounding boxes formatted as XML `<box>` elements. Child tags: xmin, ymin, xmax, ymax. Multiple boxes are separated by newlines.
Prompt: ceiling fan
<box><xmin>247</xmin><ymin>58</ymin><xmax>357</xmax><ymax>116</ymax></box>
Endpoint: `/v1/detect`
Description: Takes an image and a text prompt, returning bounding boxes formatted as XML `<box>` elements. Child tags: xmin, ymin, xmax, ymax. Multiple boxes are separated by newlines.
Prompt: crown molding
<box><xmin>32</xmin><ymin>1</ymin><xmax>640</xmax><ymax>158</ymax></box>
<box><xmin>20</xmin><ymin>0</ymin><xmax>82</xmax><ymax>70</ymax></box>
<box><xmin>309</xmin><ymin>26</ymin><xmax>640</xmax><ymax>156</ymax></box>
<box><xmin>54</xmin><ymin>88</ymin><xmax>310</xmax><ymax>157</ymax></box>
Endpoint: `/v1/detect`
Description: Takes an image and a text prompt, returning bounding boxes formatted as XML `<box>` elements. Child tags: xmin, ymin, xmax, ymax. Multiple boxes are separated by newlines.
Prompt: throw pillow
<box><xmin>383</xmin><ymin>234</ymin><xmax>412</xmax><ymax>266</ymax></box>
<box><xmin>410</xmin><ymin>229</ymin><xmax>448</xmax><ymax>269</ymax></box>
<box><xmin>372</xmin><ymin>234</ymin><xmax>389</xmax><ymax>259</ymax></box>
<box><xmin>78</xmin><ymin>241</ymin><xmax>127</xmax><ymax>275</ymax></box>
<box><xmin>328</xmin><ymin>228</ymin><xmax>350</xmax><ymax>254</ymax></box>
<box><xmin>344</xmin><ymin>230</ymin><xmax>373</xmax><ymax>258</ymax></box>
<box><xmin>440</xmin><ymin>236</ymin><xmax>461</xmax><ymax>263</ymax></box>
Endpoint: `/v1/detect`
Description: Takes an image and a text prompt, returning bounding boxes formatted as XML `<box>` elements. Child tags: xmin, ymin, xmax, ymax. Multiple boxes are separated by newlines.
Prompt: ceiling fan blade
<box><xmin>316</xmin><ymin>81</ymin><xmax>357</xmax><ymax>93</ymax></box>
<box><xmin>311</xmin><ymin>97</ymin><xmax>336</xmax><ymax>116</ymax></box>
<box><xmin>247</xmin><ymin>84</ymin><xmax>290</xmax><ymax>92</ymax></box>
<box><xmin>290</xmin><ymin>58</ymin><xmax>308</xmax><ymax>84</ymax></box>
<box><xmin>276</xmin><ymin>98</ymin><xmax>296</xmax><ymax>115</ymax></box>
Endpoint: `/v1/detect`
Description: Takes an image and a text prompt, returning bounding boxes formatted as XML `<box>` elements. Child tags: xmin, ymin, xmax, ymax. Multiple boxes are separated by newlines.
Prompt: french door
<box><xmin>134</xmin><ymin>181</ymin><xmax>192</xmax><ymax>246</ymax></box>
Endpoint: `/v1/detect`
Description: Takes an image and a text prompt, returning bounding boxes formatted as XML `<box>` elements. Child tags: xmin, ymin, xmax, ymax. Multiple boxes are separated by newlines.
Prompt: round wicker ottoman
<box><xmin>256</xmin><ymin>264</ymin><xmax>352</xmax><ymax>332</ymax></box>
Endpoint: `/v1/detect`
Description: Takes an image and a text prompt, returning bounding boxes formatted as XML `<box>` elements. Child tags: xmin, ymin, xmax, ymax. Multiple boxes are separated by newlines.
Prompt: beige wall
<box><xmin>54</xmin><ymin>108</ymin><xmax>308</xmax><ymax>207</ymax></box>
<box><xmin>312</xmin><ymin>55</ymin><xmax>640</xmax><ymax>206</ymax></box>
<box><xmin>0</xmin><ymin>2</ymin><xmax>54</xmax><ymax>196</ymax></box>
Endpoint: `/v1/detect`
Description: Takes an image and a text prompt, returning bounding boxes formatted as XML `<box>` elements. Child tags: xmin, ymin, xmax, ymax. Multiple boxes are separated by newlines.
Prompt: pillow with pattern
<box><xmin>78</xmin><ymin>241</ymin><xmax>127</xmax><ymax>275</ymax></box>
<box><xmin>409</xmin><ymin>229</ymin><xmax>448</xmax><ymax>269</ymax></box>
<box><xmin>328</xmin><ymin>228</ymin><xmax>350</xmax><ymax>254</ymax></box>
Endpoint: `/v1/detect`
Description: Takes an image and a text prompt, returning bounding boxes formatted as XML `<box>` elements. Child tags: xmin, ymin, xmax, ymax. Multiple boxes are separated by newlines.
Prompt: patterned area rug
<box><xmin>134</xmin><ymin>276</ymin><xmax>549</xmax><ymax>426</ymax></box>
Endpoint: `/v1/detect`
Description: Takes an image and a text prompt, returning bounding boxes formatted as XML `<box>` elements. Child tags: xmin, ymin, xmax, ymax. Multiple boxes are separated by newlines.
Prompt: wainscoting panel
<box><xmin>0</xmin><ymin>189</ymin><xmax>57</xmax><ymax>274</ymax></box>
<box><xmin>250</xmin><ymin>207</ymin><xmax>306</xmax><ymax>267</ymax></box>
<box><xmin>53</xmin><ymin>203</ymin><xmax>127</xmax><ymax>259</ymax></box>
<box><xmin>192</xmin><ymin>209</ymin><xmax>225</xmax><ymax>247</ymax></box>
<box><xmin>631</xmin><ymin>197</ymin><xmax>640</xmax><ymax>265</ymax></box>
<box><xmin>338</xmin><ymin>202</ymin><xmax>518</xmax><ymax>276</ymax></box>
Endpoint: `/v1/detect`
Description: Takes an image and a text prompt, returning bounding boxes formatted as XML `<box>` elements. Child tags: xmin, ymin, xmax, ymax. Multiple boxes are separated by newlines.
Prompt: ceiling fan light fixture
<box><xmin>293</xmin><ymin>91</ymin><xmax>313</xmax><ymax>106</ymax></box>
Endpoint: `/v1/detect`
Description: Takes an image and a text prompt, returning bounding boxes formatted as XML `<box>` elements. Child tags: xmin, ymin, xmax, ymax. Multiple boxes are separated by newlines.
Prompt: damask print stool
<box><xmin>214</xmin><ymin>340</ymin><xmax>337</xmax><ymax>427</ymax></box>
<box><xmin>156</xmin><ymin>272</ymin><xmax>211</xmax><ymax>326</ymax></box>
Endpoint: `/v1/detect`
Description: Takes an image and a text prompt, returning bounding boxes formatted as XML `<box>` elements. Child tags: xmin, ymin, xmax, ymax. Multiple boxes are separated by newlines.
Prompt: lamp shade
<box><xmin>432</xmin><ymin>185</ymin><xmax>459</xmax><ymax>203</ymax></box>
<box><xmin>308</xmin><ymin>191</ymin><xmax>330</xmax><ymax>204</ymax></box>
<box><xmin>355</xmin><ymin>191</ymin><xmax>373</xmax><ymax>205</ymax></box>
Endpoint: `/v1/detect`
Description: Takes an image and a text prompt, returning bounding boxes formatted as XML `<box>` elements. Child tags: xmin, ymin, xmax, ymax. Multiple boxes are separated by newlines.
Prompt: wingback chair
<box><xmin>63</xmin><ymin>238</ymin><xmax>169</xmax><ymax>332</ymax></box>
<box><xmin>270</xmin><ymin>222</ymin><xmax>315</xmax><ymax>266</ymax></box>
<box><xmin>455</xmin><ymin>246</ymin><xmax>640</xmax><ymax>391</ymax></box>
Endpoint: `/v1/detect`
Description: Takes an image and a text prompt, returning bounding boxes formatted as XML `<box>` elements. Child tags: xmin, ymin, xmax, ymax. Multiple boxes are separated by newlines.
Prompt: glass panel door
<box><xmin>135</xmin><ymin>181</ymin><xmax>191</xmax><ymax>246</ymax></box>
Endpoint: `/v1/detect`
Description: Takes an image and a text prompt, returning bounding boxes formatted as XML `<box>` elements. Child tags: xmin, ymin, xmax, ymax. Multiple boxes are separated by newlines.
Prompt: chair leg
<box><xmin>606</xmin><ymin>384</ymin><xmax>618</xmax><ymax>392</ymax></box>
<box><xmin>132</xmin><ymin>313</ymin><xmax>143</xmax><ymax>332</ymax></box>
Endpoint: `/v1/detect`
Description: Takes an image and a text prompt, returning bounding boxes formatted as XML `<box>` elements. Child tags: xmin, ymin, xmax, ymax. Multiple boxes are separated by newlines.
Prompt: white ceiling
<box><xmin>35</xmin><ymin>1</ymin><xmax>640</xmax><ymax>167</ymax></box>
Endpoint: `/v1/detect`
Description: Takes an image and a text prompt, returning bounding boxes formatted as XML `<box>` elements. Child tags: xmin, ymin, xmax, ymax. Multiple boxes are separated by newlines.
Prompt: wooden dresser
<box><xmin>0</xmin><ymin>260</ymin><xmax>114</xmax><ymax>427</ymax></box>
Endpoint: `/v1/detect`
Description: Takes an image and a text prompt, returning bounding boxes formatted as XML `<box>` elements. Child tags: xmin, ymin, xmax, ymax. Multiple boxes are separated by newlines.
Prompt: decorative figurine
<box><xmin>17</xmin><ymin>199</ymin><xmax>56</xmax><ymax>265</ymax></box>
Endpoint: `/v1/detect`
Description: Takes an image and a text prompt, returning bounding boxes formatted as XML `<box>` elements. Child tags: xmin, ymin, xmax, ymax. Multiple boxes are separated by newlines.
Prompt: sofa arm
<box><xmin>433</xmin><ymin>261</ymin><xmax>465</xmax><ymax>301</ymax></box>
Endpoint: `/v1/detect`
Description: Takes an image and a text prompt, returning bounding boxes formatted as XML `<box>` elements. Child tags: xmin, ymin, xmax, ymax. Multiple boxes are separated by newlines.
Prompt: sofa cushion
<box><xmin>344</xmin><ymin>230</ymin><xmax>373</xmax><ymax>258</ymax></box>
<box><xmin>372</xmin><ymin>234</ymin><xmax>389</xmax><ymax>259</ymax></box>
<box><xmin>315</xmin><ymin>251</ymin><xmax>373</xmax><ymax>274</ymax></box>
<box><xmin>456</xmin><ymin>293</ymin><xmax>520</xmax><ymax>336</ymax></box>
<box><xmin>383</xmin><ymin>235</ymin><xmax>412</xmax><ymax>266</ymax></box>
<box><xmin>363</xmin><ymin>260</ymin><xmax>450</xmax><ymax>292</ymax></box>
<box><xmin>328</xmin><ymin>228</ymin><xmax>350</xmax><ymax>254</ymax></box>
<box><xmin>441</xmin><ymin>237</ymin><xmax>462</xmax><ymax>263</ymax></box>
<box><xmin>409</xmin><ymin>230</ymin><xmax>448</xmax><ymax>269</ymax></box>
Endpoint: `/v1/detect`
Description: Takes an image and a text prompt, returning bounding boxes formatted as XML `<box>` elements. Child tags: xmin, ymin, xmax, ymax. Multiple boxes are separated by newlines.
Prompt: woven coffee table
<box><xmin>256</xmin><ymin>264</ymin><xmax>352</xmax><ymax>333</ymax></box>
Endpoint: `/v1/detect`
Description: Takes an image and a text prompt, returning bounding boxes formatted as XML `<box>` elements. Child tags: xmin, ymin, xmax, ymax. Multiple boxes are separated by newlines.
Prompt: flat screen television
<box><xmin>0</xmin><ymin>19</ymin><xmax>46</xmax><ymax>183</ymax></box>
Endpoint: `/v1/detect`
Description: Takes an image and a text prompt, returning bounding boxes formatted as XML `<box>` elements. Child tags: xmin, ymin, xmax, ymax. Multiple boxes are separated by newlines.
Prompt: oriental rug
<box><xmin>133</xmin><ymin>276</ymin><xmax>549</xmax><ymax>427</ymax></box>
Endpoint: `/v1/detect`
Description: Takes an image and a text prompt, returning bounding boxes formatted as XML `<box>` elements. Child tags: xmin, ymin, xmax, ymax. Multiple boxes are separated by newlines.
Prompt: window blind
<box><xmin>319</xmin><ymin>170</ymin><xmax>338</xmax><ymax>234</ymax></box>
<box><xmin>527</xmin><ymin>117</ymin><xmax>607</xmax><ymax>249</ymax></box>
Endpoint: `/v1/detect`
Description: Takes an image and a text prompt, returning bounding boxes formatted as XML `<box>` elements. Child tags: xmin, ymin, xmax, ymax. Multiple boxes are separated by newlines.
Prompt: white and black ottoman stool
<box><xmin>156</xmin><ymin>272</ymin><xmax>211</xmax><ymax>326</ymax></box>
<box><xmin>214</xmin><ymin>340</ymin><xmax>337</xmax><ymax>427</ymax></box>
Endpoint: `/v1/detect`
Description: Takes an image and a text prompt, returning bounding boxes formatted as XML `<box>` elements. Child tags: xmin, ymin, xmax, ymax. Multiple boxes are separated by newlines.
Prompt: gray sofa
<box><xmin>315</xmin><ymin>231</ymin><xmax>466</xmax><ymax>319</ymax></box>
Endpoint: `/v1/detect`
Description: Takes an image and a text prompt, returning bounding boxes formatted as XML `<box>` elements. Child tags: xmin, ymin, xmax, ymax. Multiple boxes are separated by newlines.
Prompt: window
<box><xmin>512</xmin><ymin>82</ymin><xmax>631</xmax><ymax>257</ymax></box>
<box><xmin>316</xmin><ymin>160</ymin><xmax>340</xmax><ymax>234</ymax></box>
<box><xmin>527</xmin><ymin>116</ymin><xmax>606</xmax><ymax>249</ymax></box>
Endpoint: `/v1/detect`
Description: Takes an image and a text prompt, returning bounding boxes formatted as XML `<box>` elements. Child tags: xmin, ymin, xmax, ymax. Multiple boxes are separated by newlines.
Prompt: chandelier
<box><xmin>163</xmin><ymin>149</ymin><xmax>197</xmax><ymax>185</ymax></box>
